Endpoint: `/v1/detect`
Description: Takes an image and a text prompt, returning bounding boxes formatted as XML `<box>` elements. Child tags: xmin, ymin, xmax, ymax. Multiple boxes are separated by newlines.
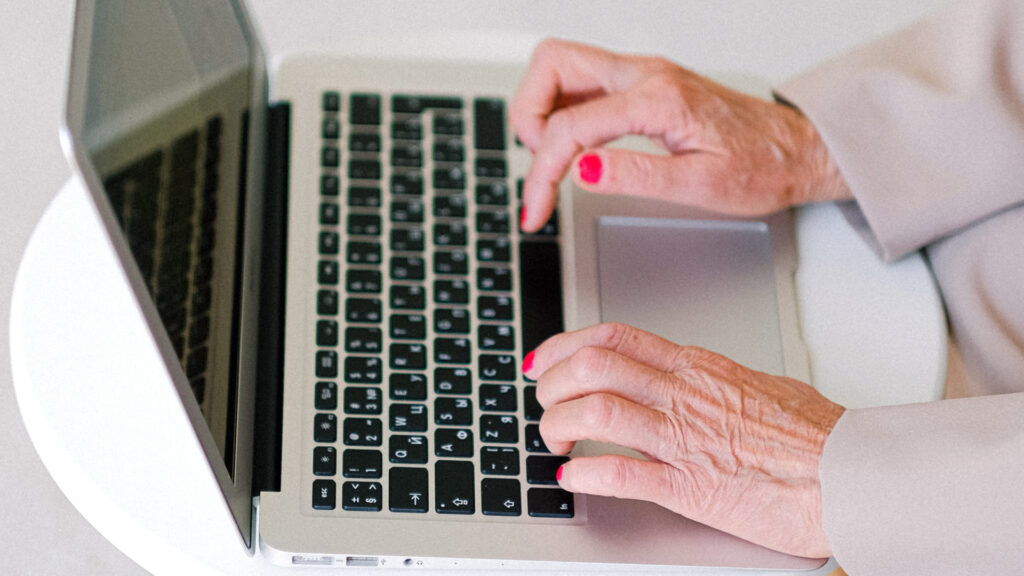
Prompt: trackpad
<box><xmin>596</xmin><ymin>216</ymin><xmax>785</xmax><ymax>375</ymax></box>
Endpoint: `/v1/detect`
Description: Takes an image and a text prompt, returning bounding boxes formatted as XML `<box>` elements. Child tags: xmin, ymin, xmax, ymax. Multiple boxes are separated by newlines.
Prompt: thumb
<box><xmin>572</xmin><ymin>148</ymin><xmax>721</xmax><ymax>209</ymax></box>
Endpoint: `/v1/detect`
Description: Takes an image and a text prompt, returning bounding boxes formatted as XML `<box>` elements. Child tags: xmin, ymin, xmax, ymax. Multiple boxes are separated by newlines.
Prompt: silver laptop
<box><xmin>63</xmin><ymin>0</ymin><xmax>819</xmax><ymax>571</ymax></box>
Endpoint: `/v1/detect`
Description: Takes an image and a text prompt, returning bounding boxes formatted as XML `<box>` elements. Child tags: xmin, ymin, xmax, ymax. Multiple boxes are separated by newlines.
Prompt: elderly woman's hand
<box><xmin>523</xmin><ymin>323</ymin><xmax>846</xmax><ymax>558</ymax></box>
<box><xmin>511</xmin><ymin>38</ymin><xmax>851</xmax><ymax>232</ymax></box>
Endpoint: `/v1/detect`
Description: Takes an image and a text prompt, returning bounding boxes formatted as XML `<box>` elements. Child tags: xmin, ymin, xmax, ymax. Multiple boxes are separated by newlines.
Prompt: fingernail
<box><xmin>519</xmin><ymin>205</ymin><xmax>528</xmax><ymax>229</ymax></box>
<box><xmin>556</xmin><ymin>465</ymin><xmax>564</xmax><ymax>482</ymax></box>
<box><xmin>522</xmin><ymin>350</ymin><xmax>535</xmax><ymax>375</ymax></box>
<box><xmin>578</xmin><ymin>153</ymin><xmax>602</xmax><ymax>184</ymax></box>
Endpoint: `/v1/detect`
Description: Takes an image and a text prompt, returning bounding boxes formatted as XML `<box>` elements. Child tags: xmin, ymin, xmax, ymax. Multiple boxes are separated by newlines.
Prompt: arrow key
<box><xmin>482</xmin><ymin>478</ymin><xmax>521</xmax><ymax>516</ymax></box>
<box><xmin>389</xmin><ymin>467</ymin><xmax>428</xmax><ymax>513</ymax></box>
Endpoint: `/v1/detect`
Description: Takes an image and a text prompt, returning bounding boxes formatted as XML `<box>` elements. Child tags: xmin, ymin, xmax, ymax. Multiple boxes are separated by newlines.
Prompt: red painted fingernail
<box><xmin>522</xmin><ymin>350</ymin><xmax>535</xmax><ymax>375</ymax></box>
<box><xmin>578</xmin><ymin>153</ymin><xmax>602</xmax><ymax>184</ymax></box>
<box><xmin>556</xmin><ymin>465</ymin><xmax>564</xmax><ymax>482</ymax></box>
<box><xmin>520</xmin><ymin>205</ymin><xmax>528</xmax><ymax>229</ymax></box>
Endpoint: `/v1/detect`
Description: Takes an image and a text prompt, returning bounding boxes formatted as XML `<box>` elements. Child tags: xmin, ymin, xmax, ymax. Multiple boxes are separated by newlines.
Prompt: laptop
<box><xmin>62</xmin><ymin>0</ymin><xmax>820</xmax><ymax>571</ymax></box>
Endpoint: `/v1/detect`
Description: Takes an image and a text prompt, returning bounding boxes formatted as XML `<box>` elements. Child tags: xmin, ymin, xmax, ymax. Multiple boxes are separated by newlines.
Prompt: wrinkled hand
<box><xmin>511</xmin><ymin>38</ymin><xmax>851</xmax><ymax>232</ymax></box>
<box><xmin>523</xmin><ymin>323</ymin><xmax>846</xmax><ymax>558</ymax></box>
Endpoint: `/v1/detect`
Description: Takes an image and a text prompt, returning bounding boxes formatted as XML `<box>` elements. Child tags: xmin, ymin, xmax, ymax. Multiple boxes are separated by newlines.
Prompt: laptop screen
<box><xmin>76</xmin><ymin>0</ymin><xmax>254</xmax><ymax>478</ymax></box>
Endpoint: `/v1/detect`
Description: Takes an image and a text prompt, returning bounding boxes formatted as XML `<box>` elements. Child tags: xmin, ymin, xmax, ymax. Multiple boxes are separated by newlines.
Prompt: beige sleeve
<box><xmin>775</xmin><ymin>1</ymin><xmax>1024</xmax><ymax>574</ymax></box>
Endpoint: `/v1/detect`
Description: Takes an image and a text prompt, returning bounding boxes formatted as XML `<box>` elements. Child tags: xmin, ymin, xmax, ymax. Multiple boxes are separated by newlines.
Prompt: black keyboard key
<box><xmin>433</xmin><ymin>113</ymin><xmax>464</xmax><ymax>136</ymax></box>
<box><xmin>434</xmin><ymin>367</ymin><xmax>472</xmax><ymax>395</ymax></box>
<box><xmin>523</xmin><ymin>386</ymin><xmax>544</xmax><ymax>421</ymax></box>
<box><xmin>323</xmin><ymin>91</ymin><xmax>341</xmax><ymax>112</ymax></box>
<box><xmin>390</xmin><ymin>284</ymin><xmax>426</xmax><ymax>310</ymax></box>
<box><xmin>317</xmin><ymin>289</ymin><xmax>339</xmax><ymax>315</ymax></box>
<box><xmin>316</xmin><ymin>319</ymin><xmax>339</xmax><ymax>347</ymax></box>
<box><xmin>433</xmin><ymin>165</ymin><xmax>466</xmax><ymax>190</ymax></box>
<box><xmin>389</xmin><ymin>467</ymin><xmax>429</xmax><ymax>513</ymax></box>
<box><xmin>345</xmin><ymin>327</ymin><xmax>382</xmax><ymax>353</ymax></box>
<box><xmin>476</xmin><ymin>210</ymin><xmax>510</xmax><ymax>234</ymax></box>
<box><xmin>433</xmin><ymin>194</ymin><xmax>467</xmax><ymax>218</ymax></box>
<box><xmin>520</xmin><ymin>241</ymin><xmax>565</xmax><ymax>355</ymax></box>
<box><xmin>434</xmin><ymin>308</ymin><xmax>470</xmax><ymax>334</ymax></box>
<box><xmin>347</xmin><ymin>241</ymin><xmax>381</xmax><ymax>265</ymax></box>
<box><xmin>322</xmin><ymin>118</ymin><xmax>340</xmax><ymax>139</ymax></box>
<box><xmin>314</xmin><ymin>381</ymin><xmax>338</xmax><ymax>410</ymax></box>
<box><xmin>435</xmin><ymin>279</ymin><xmax>469</xmax><ymax>304</ymax></box>
<box><xmin>348</xmin><ymin>213</ymin><xmax>381</xmax><ymax>236</ymax></box>
<box><xmin>435</xmin><ymin>460</ymin><xmax>475</xmax><ymax>514</ymax></box>
<box><xmin>433</xmin><ymin>139</ymin><xmax>465</xmax><ymax>162</ymax></box>
<box><xmin>349</xmin><ymin>159</ymin><xmax>382</xmax><ymax>180</ymax></box>
<box><xmin>525</xmin><ymin>423</ymin><xmax>549</xmax><ymax>453</ymax></box>
<box><xmin>434</xmin><ymin>337</ymin><xmax>471</xmax><ymax>364</ymax></box>
<box><xmin>476</xmin><ymin>181</ymin><xmax>509</xmax><ymax>206</ymax></box>
<box><xmin>318</xmin><ymin>260</ymin><xmax>340</xmax><ymax>285</ymax></box>
<box><xmin>433</xmin><ymin>222</ymin><xmax>468</xmax><ymax>246</ymax></box>
<box><xmin>474</xmin><ymin>98</ymin><xmax>506</xmax><ymax>151</ymax></box>
<box><xmin>527</xmin><ymin>488</ymin><xmax>574</xmax><ymax>518</ymax></box>
<box><xmin>479</xmin><ymin>384</ymin><xmax>516</xmax><ymax>412</ymax></box>
<box><xmin>349</xmin><ymin>132</ymin><xmax>381</xmax><ymax>153</ymax></box>
<box><xmin>320</xmin><ymin>202</ymin><xmax>340</xmax><ymax>225</ymax></box>
<box><xmin>391</xmin><ymin>171</ymin><xmax>423</xmax><ymax>196</ymax></box>
<box><xmin>315</xmin><ymin>351</ymin><xmax>338</xmax><ymax>378</ymax></box>
<box><xmin>389</xmin><ymin>403</ymin><xmax>428</xmax><ymax>432</ymax></box>
<box><xmin>475</xmin><ymin>157</ymin><xmax>507</xmax><ymax>178</ymax></box>
<box><xmin>479</xmin><ymin>354</ymin><xmax>517</xmax><ymax>381</ymax></box>
<box><xmin>391</xmin><ymin>227</ymin><xmax>425</xmax><ymax>252</ymax></box>
<box><xmin>478</xmin><ymin>266</ymin><xmax>512</xmax><ymax>292</ymax></box>
<box><xmin>391</xmin><ymin>143</ymin><xmax>423</xmax><ymax>167</ymax></box>
<box><xmin>482</xmin><ymin>478</ymin><xmax>522</xmax><ymax>516</ymax></box>
<box><xmin>392</xmin><ymin>95</ymin><xmax>463</xmax><ymax>114</ymax></box>
<box><xmin>390</xmin><ymin>256</ymin><xmax>426</xmax><ymax>281</ymax></box>
<box><xmin>344</xmin><ymin>387</ymin><xmax>382</xmax><ymax>415</ymax></box>
<box><xmin>348</xmin><ymin>186</ymin><xmax>381</xmax><ymax>207</ymax></box>
<box><xmin>434</xmin><ymin>250</ymin><xmax>468</xmax><ymax>275</ymax></box>
<box><xmin>321</xmin><ymin>146</ymin><xmax>340</xmax><ymax>167</ymax></box>
<box><xmin>312</xmin><ymin>479</ymin><xmax>336</xmax><ymax>510</ymax></box>
<box><xmin>391</xmin><ymin>198</ymin><xmax>424</xmax><ymax>223</ymax></box>
<box><xmin>343</xmin><ymin>418</ymin><xmax>383</xmax><ymax>446</ymax></box>
<box><xmin>477</xmin><ymin>238</ymin><xmax>511</xmax><ymax>262</ymax></box>
<box><xmin>321</xmin><ymin>174</ymin><xmax>340</xmax><ymax>196</ymax></box>
<box><xmin>391</xmin><ymin>117</ymin><xmax>423</xmax><ymax>140</ymax></box>
<box><xmin>435</xmin><ymin>428</ymin><xmax>473</xmax><ymax>458</ymax></box>
<box><xmin>350</xmin><ymin>93</ymin><xmax>381</xmax><ymax>125</ymax></box>
<box><xmin>481</xmin><ymin>446</ymin><xmax>520</xmax><ymax>476</ymax></box>
<box><xmin>390</xmin><ymin>343</ymin><xmax>427</xmax><ymax>370</ymax></box>
<box><xmin>527</xmin><ymin>455</ymin><xmax>569</xmax><ymax>485</ymax></box>
<box><xmin>434</xmin><ymin>397</ymin><xmax>472</xmax><ymax>426</ymax></box>
<box><xmin>345</xmin><ymin>298</ymin><xmax>382</xmax><ymax>323</ymax></box>
<box><xmin>390</xmin><ymin>373</ymin><xmax>427</xmax><ymax>401</ymax></box>
<box><xmin>313</xmin><ymin>446</ymin><xmax>337</xmax><ymax>476</ymax></box>
<box><xmin>478</xmin><ymin>295</ymin><xmax>513</xmax><ymax>321</ymax></box>
<box><xmin>389</xmin><ymin>434</ymin><xmax>428</xmax><ymax>464</ymax></box>
<box><xmin>479</xmin><ymin>324</ymin><xmax>515</xmax><ymax>351</ymax></box>
<box><xmin>480</xmin><ymin>414</ymin><xmax>518</xmax><ymax>444</ymax></box>
<box><xmin>346</xmin><ymin>269</ymin><xmax>382</xmax><ymax>293</ymax></box>
<box><xmin>390</xmin><ymin>314</ymin><xmax>427</xmax><ymax>340</ymax></box>
<box><xmin>344</xmin><ymin>356</ymin><xmax>383</xmax><ymax>384</ymax></box>
<box><xmin>342</xmin><ymin>481</ymin><xmax>383</xmax><ymax>511</ymax></box>
<box><xmin>319</xmin><ymin>231</ymin><xmax>340</xmax><ymax>255</ymax></box>
<box><xmin>342</xmin><ymin>449</ymin><xmax>382</xmax><ymax>478</ymax></box>
<box><xmin>314</xmin><ymin>413</ymin><xmax>338</xmax><ymax>442</ymax></box>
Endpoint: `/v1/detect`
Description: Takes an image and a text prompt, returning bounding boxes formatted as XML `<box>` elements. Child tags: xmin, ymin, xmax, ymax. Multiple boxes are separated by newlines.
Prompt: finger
<box><xmin>539</xmin><ymin>392</ymin><xmax>673</xmax><ymax>459</ymax></box>
<box><xmin>510</xmin><ymin>38</ymin><xmax>640</xmax><ymax>151</ymax></box>
<box><xmin>570</xmin><ymin>147</ymin><xmax>727</xmax><ymax>211</ymax></box>
<box><xmin>557</xmin><ymin>454</ymin><xmax>690</xmax><ymax>513</ymax></box>
<box><xmin>524</xmin><ymin>323</ymin><xmax>685</xmax><ymax>380</ymax></box>
<box><xmin>534</xmin><ymin>344</ymin><xmax>676</xmax><ymax>413</ymax></box>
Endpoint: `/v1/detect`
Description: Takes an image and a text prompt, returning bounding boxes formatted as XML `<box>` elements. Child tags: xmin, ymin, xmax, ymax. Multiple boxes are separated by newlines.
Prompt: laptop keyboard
<box><xmin>310</xmin><ymin>90</ymin><xmax>573</xmax><ymax>520</ymax></box>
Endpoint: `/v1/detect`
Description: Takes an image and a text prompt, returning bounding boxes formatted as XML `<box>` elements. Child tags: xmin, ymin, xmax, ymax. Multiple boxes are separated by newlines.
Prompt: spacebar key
<box><xmin>519</xmin><ymin>241</ymin><xmax>565</xmax><ymax>355</ymax></box>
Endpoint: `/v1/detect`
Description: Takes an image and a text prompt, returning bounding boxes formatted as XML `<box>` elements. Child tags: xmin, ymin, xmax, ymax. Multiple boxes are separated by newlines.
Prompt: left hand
<box><xmin>523</xmin><ymin>323</ymin><xmax>845</xmax><ymax>558</ymax></box>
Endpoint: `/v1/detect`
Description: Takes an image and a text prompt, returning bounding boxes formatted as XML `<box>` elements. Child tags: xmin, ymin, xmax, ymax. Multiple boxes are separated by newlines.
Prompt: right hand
<box><xmin>510</xmin><ymin>38</ymin><xmax>852</xmax><ymax>232</ymax></box>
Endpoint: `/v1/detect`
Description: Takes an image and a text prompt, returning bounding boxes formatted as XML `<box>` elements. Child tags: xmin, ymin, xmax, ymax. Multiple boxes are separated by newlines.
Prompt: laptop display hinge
<box><xmin>252</xmin><ymin>102</ymin><xmax>290</xmax><ymax>496</ymax></box>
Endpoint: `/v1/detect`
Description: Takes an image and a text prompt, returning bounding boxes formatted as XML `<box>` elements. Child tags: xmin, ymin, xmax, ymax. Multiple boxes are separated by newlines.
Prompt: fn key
<box><xmin>527</xmin><ymin>488</ymin><xmax>574</xmax><ymax>518</ymax></box>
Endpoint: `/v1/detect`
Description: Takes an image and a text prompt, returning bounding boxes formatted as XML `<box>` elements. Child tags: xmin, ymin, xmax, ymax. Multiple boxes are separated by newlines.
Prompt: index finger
<box><xmin>510</xmin><ymin>38</ymin><xmax>640</xmax><ymax>150</ymax></box>
<box><xmin>523</xmin><ymin>323</ymin><xmax>687</xmax><ymax>381</ymax></box>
